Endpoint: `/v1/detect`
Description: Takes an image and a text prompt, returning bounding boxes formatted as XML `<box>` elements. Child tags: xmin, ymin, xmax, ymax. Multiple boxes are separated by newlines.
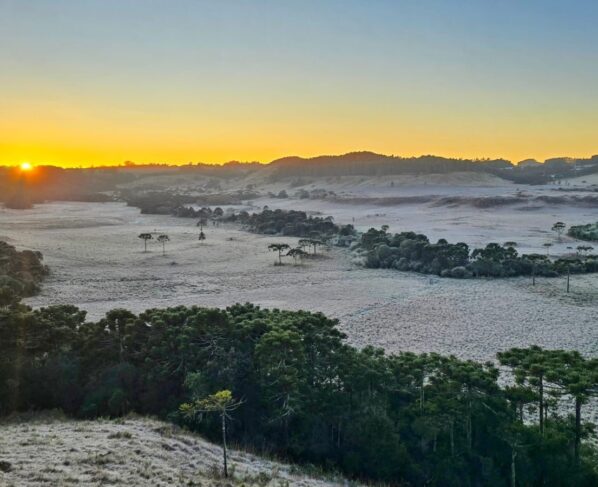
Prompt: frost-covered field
<box><xmin>1</xmin><ymin>195</ymin><xmax>596</xmax><ymax>420</ymax></box>
<box><xmin>0</xmin><ymin>200</ymin><xmax>595</xmax><ymax>365</ymax></box>
<box><xmin>0</xmin><ymin>415</ymin><xmax>347</xmax><ymax>486</ymax></box>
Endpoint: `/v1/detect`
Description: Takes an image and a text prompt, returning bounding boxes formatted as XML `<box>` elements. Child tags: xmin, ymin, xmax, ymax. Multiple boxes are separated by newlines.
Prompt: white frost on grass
<box><xmin>0</xmin><ymin>414</ymin><xmax>351</xmax><ymax>486</ymax></box>
<box><xmin>0</xmin><ymin>202</ymin><xmax>594</xmax><ymax>364</ymax></box>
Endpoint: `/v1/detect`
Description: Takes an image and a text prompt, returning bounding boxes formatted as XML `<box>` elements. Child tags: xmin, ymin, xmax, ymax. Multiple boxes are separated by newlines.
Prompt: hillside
<box><xmin>0</xmin><ymin>415</ymin><xmax>351</xmax><ymax>487</ymax></box>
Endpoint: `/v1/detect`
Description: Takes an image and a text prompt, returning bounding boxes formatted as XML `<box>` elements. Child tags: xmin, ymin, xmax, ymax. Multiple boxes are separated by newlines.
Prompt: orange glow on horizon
<box><xmin>20</xmin><ymin>162</ymin><xmax>33</xmax><ymax>171</ymax></box>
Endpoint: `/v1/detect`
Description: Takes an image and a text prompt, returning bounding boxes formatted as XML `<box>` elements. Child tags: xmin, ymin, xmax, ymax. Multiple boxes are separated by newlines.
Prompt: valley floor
<box><xmin>0</xmin><ymin>199</ymin><xmax>596</xmax><ymax>423</ymax></box>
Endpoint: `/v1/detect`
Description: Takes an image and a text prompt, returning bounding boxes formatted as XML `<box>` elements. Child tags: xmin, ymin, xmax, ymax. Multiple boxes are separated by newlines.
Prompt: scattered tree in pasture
<box><xmin>138</xmin><ymin>233</ymin><xmax>152</xmax><ymax>252</ymax></box>
<box><xmin>268</xmin><ymin>243</ymin><xmax>290</xmax><ymax>265</ymax></box>
<box><xmin>577</xmin><ymin>245</ymin><xmax>594</xmax><ymax>256</ymax></box>
<box><xmin>298</xmin><ymin>239</ymin><xmax>311</xmax><ymax>252</ymax></box>
<box><xmin>310</xmin><ymin>238</ymin><xmax>324</xmax><ymax>255</ymax></box>
<box><xmin>157</xmin><ymin>234</ymin><xmax>170</xmax><ymax>255</ymax></box>
<box><xmin>287</xmin><ymin>247</ymin><xmax>308</xmax><ymax>265</ymax></box>
<box><xmin>552</xmin><ymin>222</ymin><xmax>566</xmax><ymax>242</ymax></box>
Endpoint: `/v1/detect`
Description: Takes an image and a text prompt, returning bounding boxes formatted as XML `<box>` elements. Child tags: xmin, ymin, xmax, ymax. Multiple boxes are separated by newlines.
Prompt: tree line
<box><xmin>568</xmin><ymin>222</ymin><xmax>598</xmax><ymax>242</ymax></box>
<box><xmin>1</xmin><ymin>299</ymin><xmax>597</xmax><ymax>485</ymax></box>
<box><xmin>225</xmin><ymin>208</ymin><xmax>354</xmax><ymax>239</ymax></box>
<box><xmin>360</xmin><ymin>227</ymin><xmax>598</xmax><ymax>279</ymax></box>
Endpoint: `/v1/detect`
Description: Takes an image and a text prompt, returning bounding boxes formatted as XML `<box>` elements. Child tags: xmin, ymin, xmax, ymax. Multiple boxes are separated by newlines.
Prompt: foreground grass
<box><xmin>0</xmin><ymin>413</ymin><xmax>353</xmax><ymax>486</ymax></box>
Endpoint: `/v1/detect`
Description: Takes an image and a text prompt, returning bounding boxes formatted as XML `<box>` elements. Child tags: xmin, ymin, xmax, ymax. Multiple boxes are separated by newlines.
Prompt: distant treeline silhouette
<box><xmin>2</xmin><ymin>152</ymin><xmax>598</xmax><ymax>208</ymax></box>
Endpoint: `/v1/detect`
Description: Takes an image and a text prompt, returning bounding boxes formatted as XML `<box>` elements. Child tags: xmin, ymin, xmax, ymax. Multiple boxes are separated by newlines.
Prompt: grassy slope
<box><xmin>0</xmin><ymin>415</ymin><xmax>352</xmax><ymax>486</ymax></box>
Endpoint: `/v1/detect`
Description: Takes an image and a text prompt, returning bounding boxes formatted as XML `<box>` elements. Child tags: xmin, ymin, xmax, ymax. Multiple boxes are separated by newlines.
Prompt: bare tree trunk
<box><xmin>420</xmin><ymin>372</ymin><xmax>425</xmax><ymax>412</ymax></box>
<box><xmin>574</xmin><ymin>396</ymin><xmax>581</xmax><ymax>466</ymax></box>
<box><xmin>450</xmin><ymin>419</ymin><xmax>455</xmax><ymax>457</ymax></box>
<box><xmin>539</xmin><ymin>376</ymin><xmax>544</xmax><ymax>436</ymax></box>
<box><xmin>221</xmin><ymin>412</ymin><xmax>228</xmax><ymax>477</ymax></box>
<box><xmin>511</xmin><ymin>448</ymin><xmax>517</xmax><ymax>487</ymax></box>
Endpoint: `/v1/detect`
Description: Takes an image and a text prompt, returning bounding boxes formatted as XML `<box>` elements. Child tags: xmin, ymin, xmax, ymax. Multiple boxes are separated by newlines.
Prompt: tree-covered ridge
<box><xmin>359</xmin><ymin>228</ymin><xmax>598</xmax><ymax>278</ymax></box>
<box><xmin>568</xmin><ymin>223</ymin><xmax>598</xmax><ymax>242</ymax></box>
<box><xmin>1</xmin><ymin>301</ymin><xmax>597</xmax><ymax>485</ymax></box>
<box><xmin>225</xmin><ymin>208</ymin><xmax>355</xmax><ymax>239</ymax></box>
<box><xmin>268</xmin><ymin>151</ymin><xmax>598</xmax><ymax>184</ymax></box>
<box><xmin>0</xmin><ymin>241</ymin><xmax>48</xmax><ymax>303</ymax></box>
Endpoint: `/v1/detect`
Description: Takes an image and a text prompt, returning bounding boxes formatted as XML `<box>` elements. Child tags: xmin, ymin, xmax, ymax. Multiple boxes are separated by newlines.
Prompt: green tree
<box><xmin>138</xmin><ymin>233</ymin><xmax>152</xmax><ymax>252</ymax></box>
<box><xmin>552</xmin><ymin>222</ymin><xmax>566</xmax><ymax>242</ymax></box>
<box><xmin>545</xmin><ymin>352</ymin><xmax>598</xmax><ymax>466</ymax></box>
<box><xmin>268</xmin><ymin>243</ymin><xmax>290</xmax><ymax>265</ymax></box>
<box><xmin>287</xmin><ymin>247</ymin><xmax>307</xmax><ymax>265</ymax></box>
<box><xmin>157</xmin><ymin>234</ymin><xmax>169</xmax><ymax>255</ymax></box>
<box><xmin>180</xmin><ymin>387</ymin><xmax>242</xmax><ymax>477</ymax></box>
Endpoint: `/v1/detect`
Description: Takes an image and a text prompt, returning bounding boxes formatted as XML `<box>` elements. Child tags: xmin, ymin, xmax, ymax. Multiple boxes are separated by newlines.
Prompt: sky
<box><xmin>1</xmin><ymin>0</ymin><xmax>598</xmax><ymax>167</ymax></box>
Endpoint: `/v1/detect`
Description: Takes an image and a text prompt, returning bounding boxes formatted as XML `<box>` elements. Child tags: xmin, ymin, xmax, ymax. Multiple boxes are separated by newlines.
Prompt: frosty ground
<box><xmin>1</xmin><ymin>173</ymin><xmax>597</xmax><ymax>422</ymax></box>
<box><xmin>0</xmin><ymin>414</ymin><xmax>349</xmax><ymax>486</ymax></box>
<box><xmin>0</xmin><ymin>199</ymin><xmax>595</xmax><ymax>363</ymax></box>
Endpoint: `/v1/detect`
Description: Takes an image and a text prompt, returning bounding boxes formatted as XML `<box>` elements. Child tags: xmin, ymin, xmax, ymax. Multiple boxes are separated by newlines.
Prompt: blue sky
<box><xmin>1</xmin><ymin>0</ymin><xmax>597</xmax><ymax>166</ymax></box>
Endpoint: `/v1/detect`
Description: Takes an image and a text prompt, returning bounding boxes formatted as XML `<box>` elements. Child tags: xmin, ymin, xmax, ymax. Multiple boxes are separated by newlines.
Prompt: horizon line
<box><xmin>2</xmin><ymin>150</ymin><xmax>597</xmax><ymax>170</ymax></box>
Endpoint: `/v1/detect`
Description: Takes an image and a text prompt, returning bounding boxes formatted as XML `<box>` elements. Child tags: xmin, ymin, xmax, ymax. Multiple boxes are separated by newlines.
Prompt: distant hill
<box><xmin>2</xmin><ymin>152</ymin><xmax>598</xmax><ymax>206</ymax></box>
<box><xmin>268</xmin><ymin>151</ymin><xmax>512</xmax><ymax>178</ymax></box>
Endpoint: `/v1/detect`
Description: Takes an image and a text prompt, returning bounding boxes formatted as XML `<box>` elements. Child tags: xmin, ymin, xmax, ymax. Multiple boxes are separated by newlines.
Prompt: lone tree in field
<box><xmin>287</xmin><ymin>247</ymin><xmax>308</xmax><ymax>265</ymax></box>
<box><xmin>552</xmin><ymin>221</ymin><xmax>566</xmax><ymax>242</ymax></box>
<box><xmin>157</xmin><ymin>234</ymin><xmax>170</xmax><ymax>255</ymax></box>
<box><xmin>198</xmin><ymin>231</ymin><xmax>206</xmax><ymax>243</ymax></box>
<box><xmin>268</xmin><ymin>243</ymin><xmax>290</xmax><ymax>265</ymax></box>
<box><xmin>138</xmin><ymin>233</ymin><xmax>152</xmax><ymax>252</ymax></box>
<box><xmin>298</xmin><ymin>239</ymin><xmax>311</xmax><ymax>252</ymax></box>
<box><xmin>180</xmin><ymin>389</ymin><xmax>242</xmax><ymax>478</ymax></box>
<box><xmin>309</xmin><ymin>238</ymin><xmax>323</xmax><ymax>255</ymax></box>
<box><xmin>577</xmin><ymin>245</ymin><xmax>593</xmax><ymax>256</ymax></box>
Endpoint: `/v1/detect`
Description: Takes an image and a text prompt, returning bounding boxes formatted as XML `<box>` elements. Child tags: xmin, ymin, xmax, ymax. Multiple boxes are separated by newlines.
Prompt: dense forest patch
<box><xmin>121</xmin><ymin>190</ymin><xmax>260</xmax><ymax>215</ymax></box>
<box><xmin>0</xmin><ymin>241</ymin><xmax>48</xmax><ymax>302</ymax></box>
<box><xmin>1</xmin><ymin>300</ymin><xmax>597</xmax><ymax>485</ymax></box>
<box><xmin>224</xmin><ymin>208</ymin><xmax>355</xmax><ymax>238</ymax></box>
<box><xmin>568</xmin><ymin>222</ymin><xmax>598</xmax><ymax>242</ymax></box>
<box><xmin>359</xmin><ymin>227</ymin><xmax>598</xmax><ymax>278</ymax></box>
